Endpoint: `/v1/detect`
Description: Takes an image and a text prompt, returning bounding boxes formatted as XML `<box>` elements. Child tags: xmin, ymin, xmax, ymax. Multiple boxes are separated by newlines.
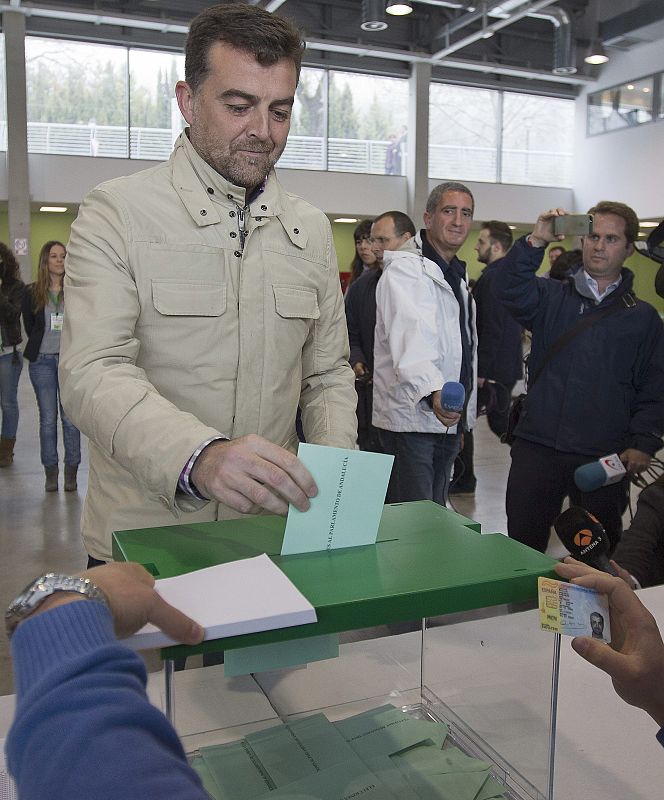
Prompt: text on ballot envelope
<box><xmin>280</xmin><ymin>444</ymin><xmax>394</xmax><ymax>556</ymax></box>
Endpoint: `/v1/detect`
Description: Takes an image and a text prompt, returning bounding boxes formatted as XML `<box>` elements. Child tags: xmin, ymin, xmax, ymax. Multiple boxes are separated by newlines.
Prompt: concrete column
<box><xmin>406</xmin><ymin>61</ymin><xmax>431</xmax><ymax>229</ymax></box>
<box><xmin>4</xmin><ymin>10</ymin><xmax>31</xmax><ymax>283</ymax></box>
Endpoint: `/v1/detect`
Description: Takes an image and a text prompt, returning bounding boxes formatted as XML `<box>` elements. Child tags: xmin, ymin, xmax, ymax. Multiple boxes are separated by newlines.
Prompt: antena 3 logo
<box><xmin>573</xmin><ymin>528</ymin><xmax>597</xmax><ymax>552</ymax></box>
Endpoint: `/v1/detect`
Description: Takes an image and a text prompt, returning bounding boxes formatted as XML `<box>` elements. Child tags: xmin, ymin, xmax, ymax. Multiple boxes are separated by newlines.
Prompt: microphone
<box><xmin>553</xmin><ymin>506</ymin><xmax>617</xmax><ymax>575</ymax></box>
<box><xmin>574</xmin><ymin>454</ymin><xmax>626</xmax><ymax>493</ymax></box>
<box><xmin>440</xmin><ymin>381</ymin><xmax>465</xmax><ymax>413</ymax></box>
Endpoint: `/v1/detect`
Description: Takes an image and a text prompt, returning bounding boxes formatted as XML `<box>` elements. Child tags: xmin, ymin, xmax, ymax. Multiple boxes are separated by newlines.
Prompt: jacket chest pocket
<box><xmin>139</xmin><ymin>280</ymin><xmax>229</xmax><ymax>370</ymax></box>
<box><xmin>152</xmin><ymin>281</ymin><xmax>227</xmax><ymax>316</ymax></box>
<box><xmin>271</xmin><ymin>285</ymin><xmax>320</xmax><ymax>356</ymax></box>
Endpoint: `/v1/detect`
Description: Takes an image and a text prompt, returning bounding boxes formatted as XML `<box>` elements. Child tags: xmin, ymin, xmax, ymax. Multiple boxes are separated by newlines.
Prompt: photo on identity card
<box><xmin>538</xmin><ymin>576</ymin><xmax>611</xmax><ymax>643</ymax></box>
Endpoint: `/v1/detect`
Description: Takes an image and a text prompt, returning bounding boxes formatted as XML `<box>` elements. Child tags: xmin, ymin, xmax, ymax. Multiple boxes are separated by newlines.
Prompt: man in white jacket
<box><xmin>373</xmin><ymin>182</ymin><xmax>478</xmax><ymax>505</ymax></box>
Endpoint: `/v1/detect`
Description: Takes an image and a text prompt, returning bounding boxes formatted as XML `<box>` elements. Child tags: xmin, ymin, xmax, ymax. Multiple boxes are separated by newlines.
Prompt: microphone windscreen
<box><xmin>553</xmin><ymin>506</ymin><xmax>615</xmax><ymax>574</ymax></box>
<box><xmin>441</xmin><ymin>381</ymin><xmax>465</xmax><ymax>413</ymax></box>
<box><xmin>573</xmin><ymin>461</ymin><xmax>607</xmax><ymax>493</ymax></box>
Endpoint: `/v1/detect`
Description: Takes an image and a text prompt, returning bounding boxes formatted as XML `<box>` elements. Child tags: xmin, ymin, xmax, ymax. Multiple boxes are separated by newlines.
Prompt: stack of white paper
<box><xmin>123</xmin><ymin>554</ymin><xmax>317</xmax><ymax>650</ymax></box>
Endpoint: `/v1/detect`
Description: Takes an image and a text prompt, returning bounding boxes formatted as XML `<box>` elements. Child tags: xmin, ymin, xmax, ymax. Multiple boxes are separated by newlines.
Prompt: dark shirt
<box><xmin>345</xmin><ymin>267</ymin><xmax>381</xmax><ymax>373</ymax></box>
<box><xmin>420</xmin><ymin>231</ymin><xmax>474</xmax><ymax>398</ymax></box>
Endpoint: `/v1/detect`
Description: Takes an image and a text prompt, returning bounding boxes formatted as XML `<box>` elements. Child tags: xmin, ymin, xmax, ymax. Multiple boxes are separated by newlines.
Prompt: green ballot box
<box><xmin>114</xmin><ymin>501</ymin><xmax>560</xmax><ymax>800</ymax></box>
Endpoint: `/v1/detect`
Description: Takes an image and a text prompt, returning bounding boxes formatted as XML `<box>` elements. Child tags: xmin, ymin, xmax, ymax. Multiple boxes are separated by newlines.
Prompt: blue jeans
<box><xmin>28</xmin><ymin>353</ymin><xmax>81</xmax><ymax>467</ymax></box>
<box><xmin>0</xmin><ymin>350</ymin><xmax>23</xmax><ymax>438</ymax></box>
<box><xmin>378</xmin><ymin>428</ymin><xmax>462</xmax><ymax>506</ymax></box>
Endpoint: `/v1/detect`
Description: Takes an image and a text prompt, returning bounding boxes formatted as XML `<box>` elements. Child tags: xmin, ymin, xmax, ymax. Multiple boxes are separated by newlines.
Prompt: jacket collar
<box><xmin>572</xmin><ymin>266</ymin><xmax>634</xmax><ymax>304</ymax></box>
<box><xmin>170</xmin><ymin>131</ymin><xmax>307</xmax><ymax>249</ymax></box>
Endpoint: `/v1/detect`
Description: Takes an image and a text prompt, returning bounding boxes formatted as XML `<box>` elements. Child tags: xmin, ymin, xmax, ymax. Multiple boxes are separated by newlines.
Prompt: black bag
<box><xmin>500</xmin><ymin>291</ymin><xmax>637</xmax><ymax>446</ymax></box>
<box><xmin>501</xmin><ymin>393</ymin><xmax>526</xmax><ymax>446</ymax></box>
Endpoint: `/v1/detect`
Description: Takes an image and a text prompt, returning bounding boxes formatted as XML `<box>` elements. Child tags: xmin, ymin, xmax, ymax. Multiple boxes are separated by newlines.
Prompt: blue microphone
<box><xmin>440</xmin><ymin>381</ymin><xmax>465</xmax><ymax>413</ymax></box>
<box><xmin>574</xmin><ymin>454</ymin><xmax>627</xmax><ymax>493</ymax></box>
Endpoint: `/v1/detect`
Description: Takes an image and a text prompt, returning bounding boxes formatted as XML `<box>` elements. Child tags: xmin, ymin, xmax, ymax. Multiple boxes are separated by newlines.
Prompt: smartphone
<box><xmin>553</xmin><ymin>214</ymin><xmax>593</xmax><ymax>237</ymax></box>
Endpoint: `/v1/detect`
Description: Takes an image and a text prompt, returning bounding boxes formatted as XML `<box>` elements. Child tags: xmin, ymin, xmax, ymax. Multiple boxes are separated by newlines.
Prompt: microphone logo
<box><xmin>574</xmin><ymin>529</ymin><xmax>593</xmax><ymax>547</ymax></box>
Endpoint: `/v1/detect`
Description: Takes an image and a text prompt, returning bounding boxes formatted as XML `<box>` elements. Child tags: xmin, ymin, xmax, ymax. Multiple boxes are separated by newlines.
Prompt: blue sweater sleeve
<box><xmin>6</xmin><ymin>601</ymin><xmax>208</xmax><ymax>800</ymax></box>
<box><xmin>492</xmin><ymin>236</ymin><xmax>550</xmax><ymax>330</ymax></box>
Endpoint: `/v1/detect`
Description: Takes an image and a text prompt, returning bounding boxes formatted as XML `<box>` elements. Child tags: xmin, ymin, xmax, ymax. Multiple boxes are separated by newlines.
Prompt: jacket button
<box><xmin>207</xmin><ymin>187</ymin><xmax>214</xmax><ymax>194</ymax></box>
<box><xmin>230</xmin><ymin>231</ymin><xmax>237</xmax><ymax>238</ymax></box>
<box><xmin>234</xmin><ymin>250</ymin><xmax>242</xmax><ymax>258</ymax></box>
<box><xmin>227</xmin><ymin>193</ymin><xmax>234</xmax><ymax>200</ymax></box>
<box><xmin>200</xmin><ymin>209</ymin><xmax>207</xmax><ymax>216</ymax></box>
<box><xmin>261</xmin><ymin>204</ymin><xmax>268</xmax><ymax>211</ymax></box>
<box><xmin>229</xmin><ymin>210</ymin><xmax>236</xmax><ymax>218</ymax></box>
<box><xmin>293</xmin><ymin>228</ymin><xmax>299</xmax><ymax>234</ymax></box>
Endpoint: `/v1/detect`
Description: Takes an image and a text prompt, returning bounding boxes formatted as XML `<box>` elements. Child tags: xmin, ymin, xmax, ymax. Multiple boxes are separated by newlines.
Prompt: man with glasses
<box><xmin>373</xmin><ymin>183</ymin><xmax>477</xmax><ymax>505</ymax></box>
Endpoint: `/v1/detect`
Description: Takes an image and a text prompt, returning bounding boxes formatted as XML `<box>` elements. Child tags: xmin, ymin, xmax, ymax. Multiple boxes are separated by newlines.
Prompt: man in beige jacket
<box><xmin>60</xmin><ymin>4</ymin><xmax>356</xmax><ymax>562</ymax></box>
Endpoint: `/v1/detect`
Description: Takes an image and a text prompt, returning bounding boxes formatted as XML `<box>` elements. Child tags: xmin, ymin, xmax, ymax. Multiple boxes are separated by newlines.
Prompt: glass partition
<box><xmin>280</xmin><ymin>67</ymin><xmax>326</xmax><ymax>170</ymax></box>
<box><xmin>588</xmin><ymin>77</ymin><xmax>654</xmax><ymax>136</ymax></box>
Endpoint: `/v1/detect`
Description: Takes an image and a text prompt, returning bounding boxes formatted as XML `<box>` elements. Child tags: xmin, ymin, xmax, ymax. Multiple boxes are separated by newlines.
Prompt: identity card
<box><xmin>538</xmin><ymin>576</ymin><xmax>611</xmax><ymax>643</ymax></box>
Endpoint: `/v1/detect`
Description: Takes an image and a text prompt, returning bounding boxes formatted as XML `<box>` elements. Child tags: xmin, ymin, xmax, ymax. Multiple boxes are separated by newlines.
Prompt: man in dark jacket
<box><xmin>451</xmin><ymin>221</ymin><xmax>521</xmax><ymax>494</ymax></box>
<box><xmin>495</xmin><ymin>201</ymin><xmax>664</xmax><ymax>553</ymax></box>
<box><xmin>613</xmin><ymin>474</ymin><xmax>664</xmax><ymax>589</ymax></box>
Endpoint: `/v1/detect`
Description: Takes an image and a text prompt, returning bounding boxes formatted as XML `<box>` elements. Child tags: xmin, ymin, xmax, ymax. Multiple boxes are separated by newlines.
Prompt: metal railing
<box><xmin>0</xmin><ymin>120</ymin><xmax>573</xmax><ymax>187</ymax></box>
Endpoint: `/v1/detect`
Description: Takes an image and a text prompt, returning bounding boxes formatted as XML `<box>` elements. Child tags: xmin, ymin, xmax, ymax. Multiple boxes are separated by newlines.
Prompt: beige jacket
<box><xmin>61</xmin><ymin>132</ymin><xmax>356</xmax><ymax>560</ymax></box>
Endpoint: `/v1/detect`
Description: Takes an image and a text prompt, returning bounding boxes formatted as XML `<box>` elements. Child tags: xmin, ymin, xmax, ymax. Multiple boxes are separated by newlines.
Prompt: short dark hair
<box><xmin>373</xmin><ymin>211</ymin><xmax>416</xmax><ymax>238</ymax></box>
<box><xmin>185</xmin><ymin>4</ymin><xmax>305</xmax><ymax>94</ymax></box>
<box><xmin>481</xmin><ymin>220</ymin><xmax>513</xmax><ymax>254</ymax></box>
<box><xmin>426</xmin><ymin>182</ymin><xmax>475</xmax><ymax>215</ymax></box>
<box><xmin>587</xmin><ymin>201</ymin><xmax>639</xmax><ymax>245</ymax></box>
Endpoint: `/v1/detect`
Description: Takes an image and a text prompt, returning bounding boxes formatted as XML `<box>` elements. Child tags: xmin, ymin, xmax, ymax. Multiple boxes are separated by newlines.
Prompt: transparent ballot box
<box><xmin>114</xmin><ymin>501</ymin><xmax>559</xmax><ymax>800</ymax></box>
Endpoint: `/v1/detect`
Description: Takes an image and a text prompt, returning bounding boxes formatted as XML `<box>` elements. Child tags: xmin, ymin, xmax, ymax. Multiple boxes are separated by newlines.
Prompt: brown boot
<box><xmin>0</xmin><ymin>437</ymin><xmax>16</xmax><ymax>467</ymax></box>
<box><xmin>45</xmin><ymin>466</ymin><xmax>59</xmax><ymax>492</ymax></box>
<box><xmin>64</xmin><ymin>465</ymin><xmax>78</xmax><ymax>492</ymax></box>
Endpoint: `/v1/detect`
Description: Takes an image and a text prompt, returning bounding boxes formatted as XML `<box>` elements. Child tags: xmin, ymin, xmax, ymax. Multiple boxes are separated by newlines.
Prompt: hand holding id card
<box><xmin>538</xmin><ymin>576</ymin><xmax>611</xmax><ymax>643</ymax></box>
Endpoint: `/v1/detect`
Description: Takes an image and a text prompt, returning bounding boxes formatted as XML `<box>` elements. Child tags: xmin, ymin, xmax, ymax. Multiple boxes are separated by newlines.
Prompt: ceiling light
<box><xmin>386</xmin><ymin>1</ymin><xmax>413</xmax><ymax>15</ymax></box>
<box><xmin>627</xmin><ymin>84</ymin><xmax>635</xmax><ymax>90</ymax></box>
<box><xmin>40</xmin><ymin>206</ymin><xmax>67</xmax><ymax>213</ymax></box>
<box><xmin>584</xmin><ymin>41</ymin><xmax>608</xmax><ymax>65</ymax></box>
<box><xmin>640</xmin><ymin>221</ymin><xmax>659</xmax><ymax>228</ymax></box>
<box><xmin>334</xmin><ymin>218</ymin><xmax>359</xmax><ymax>224</ymax></box>
<box><xmin>643</xmin><ymin>87</ymin><xmax>651</xmax><ymax>93</ymax></box>
<box><xmin>361</xmin><ymin>0</ymin><xmax>388</xmax><ymax>31</ymax></box>
<box><xmin>508</xmin><ymin>225</ymin><xmax>516</xmax><ymax>230</ymax></box>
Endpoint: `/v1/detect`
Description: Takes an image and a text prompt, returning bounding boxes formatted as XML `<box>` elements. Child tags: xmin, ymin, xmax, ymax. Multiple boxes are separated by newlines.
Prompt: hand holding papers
<box><xmin>122</xmin><ymin>554</ymin><xmax>316</xmax><ymax>650</ymax></box>
<box><xmin>281</xmin><ymin>444</ymin><xmax>394</xmax><ymax>556</ymax></box>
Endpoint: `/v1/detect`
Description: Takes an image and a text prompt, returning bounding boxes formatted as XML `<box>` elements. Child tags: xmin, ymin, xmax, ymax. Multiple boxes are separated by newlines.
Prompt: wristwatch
<box><xmin>5</xmin><ymin>573</ymin><xmax>108</xmax><ymax>638</ymax></box>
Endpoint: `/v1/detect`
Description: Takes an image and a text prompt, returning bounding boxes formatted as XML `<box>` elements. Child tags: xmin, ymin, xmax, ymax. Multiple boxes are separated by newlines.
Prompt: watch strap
<box><xmin>5</xmin><ymin>573</ymin><xmax>108</xmax><ymax>637</ymax></box>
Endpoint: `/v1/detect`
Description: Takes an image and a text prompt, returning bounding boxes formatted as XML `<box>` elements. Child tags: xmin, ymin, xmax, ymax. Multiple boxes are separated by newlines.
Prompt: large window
<box><xmin>26</xmin><ymin>38</ymin><xmax>184</xmax><ymax>160</ymax></box>
<box><xmin>129</xmin><ymin>49</ymin><xmax>184</xmax><ymax>160</ymax></box>
<box><xmin>326</xmin><ymin>71</ymin><xmax>408</xmax><ymax>175</ymax></box>
<box><xmin>502</xmin><ymin>93</ymin><xmax>574</xmax><ymax>186</ymax></box>
<box><xmin>429</xmin><ymin>84</ymin><xmax>499</xmax><ymax>183</ymax></box>
<box><xmin>26</xmin><ymin>37</ymin><xmax>129</xmax><ymax>156</ymax></box>
<box><xmin>429</xmin><ymin>85</ymin><xmax>573</xmax><ymax>187</ymax></box>
<box><xmin>281</xmin><ymin>67</ymin><xmax>326</xmax><ymax>170</ymax></box>
<box><xmin>0</xmin><ymin>35</ymin><xmax>5</xmax><ymax>151</ymax></box>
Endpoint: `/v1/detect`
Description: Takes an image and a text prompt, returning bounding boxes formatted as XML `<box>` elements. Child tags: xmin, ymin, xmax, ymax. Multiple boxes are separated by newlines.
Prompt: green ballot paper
<box><xmin>335</xmin><ymin>706</ymin><xmax>440</xmax><ymax>761</ymax></box>
<box><xmin>281</xmin><ymin>444</ymin><xmax>393</xmax><ymax>555</ymax></box>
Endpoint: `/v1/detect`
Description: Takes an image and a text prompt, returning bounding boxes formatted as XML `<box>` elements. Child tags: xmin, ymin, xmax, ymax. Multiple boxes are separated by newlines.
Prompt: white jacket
<box><xmin>372</xmin><ymin>234</ymin><xmax>477</xmax><ymax>434</ymax></box>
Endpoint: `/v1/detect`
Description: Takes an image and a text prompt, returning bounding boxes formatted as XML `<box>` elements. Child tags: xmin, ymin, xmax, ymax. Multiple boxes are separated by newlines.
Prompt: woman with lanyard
<box><xmin>0</xmin><ymin>243</ymin><xmax>25</xmax><ymax>467</ymax></box>
<box><xmin>23</xmin><ymin>241</ymin><xmax>81</xmax><ymax>492</ymax></box>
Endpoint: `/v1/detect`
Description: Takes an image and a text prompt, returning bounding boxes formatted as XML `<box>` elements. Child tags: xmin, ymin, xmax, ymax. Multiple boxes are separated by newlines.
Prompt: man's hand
<box><xmin>23</xmin><ymin>563</ymin><xmax>205</xmax><ymax>644</ymax></box>
<box><xmin>620</xmin><ymin>448</ymin><xmax>652</xmax><ymax>474</ymax></box>
<box><xmin>610</xmin><ymin>559</ymin><xmax>638</xmax><ymax>590</ymax></box>
<box><xmin>529</xmin><ymin>208</ymin><xmax>568</xmax><ymax>248</ymax></box>
<box><xmin>431</xmin><ymin>390</ymin><xmax>462</xmax><ymax>428</ymax></box>
<box><xmin>353</xmin><ymin>362</ymin><xmax>368</xmax><ymax>378</ymax></box>
<box><xmin>191</xmin><ymin>434</ymin><xmax>317</xmax><ymax>516</ymax></box>
<box><xmin>555</xmin><ymin>557</ymin><xmax>664</xmax><ymax>727</ymax></box>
